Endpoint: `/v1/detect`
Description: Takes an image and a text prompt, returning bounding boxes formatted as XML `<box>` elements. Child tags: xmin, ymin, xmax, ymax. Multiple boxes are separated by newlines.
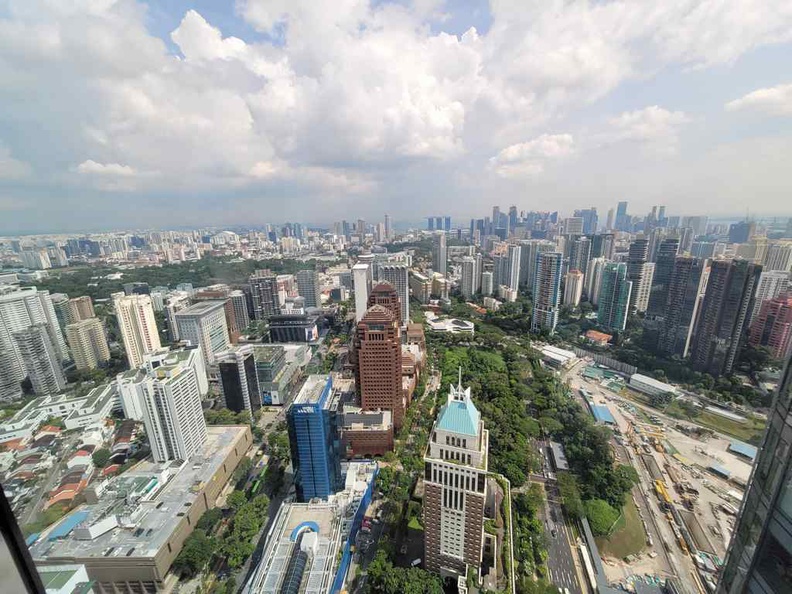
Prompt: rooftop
<box><xmin>30</xmin><ymin>426</ymin><xmax>248</xmax><ymax>563</ymax></box>
<box><xmin>728</xmin><ymin>441</ymin><xmax>758</xmax><ymax>460</ymax></box>
<box><xmin>436</xmin><ymin>384</ymin><xmax>481</xmax><ymax>437</ymax></box>
<box><xmin>175</xmin><ymin>300</ymin><xmax>226</xmax><ymax>316</ymax></box>
<box><xmin>293</xmin><ymin>375</ymin><xmax>333</xmax><ymax>407</ymax></box>
<box><xmin>630</xmin><ymin>373</ymin><xmax>677</xmax><ymax>393</ymax></box>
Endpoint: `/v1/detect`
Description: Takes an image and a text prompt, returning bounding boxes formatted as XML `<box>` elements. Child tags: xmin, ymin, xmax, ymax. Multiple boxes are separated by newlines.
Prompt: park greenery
<box><xmin>366</xmin><ymin>550</ymin><xmax>444</xmax><ymax>594</ymax></box>
<box><xmin>584</xmin><ymin>499</ymin><xmax>622</xmax><ymax>537</ymax></box>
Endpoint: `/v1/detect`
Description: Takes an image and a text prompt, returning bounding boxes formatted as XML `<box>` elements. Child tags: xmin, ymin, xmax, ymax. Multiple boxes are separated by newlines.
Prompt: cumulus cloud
<box><xmin>725</xmin><ymin>83</ymin><xmax>792</xmax><ymax>116</ymax></box>
<box><xmin>489</xmin><ymin>134</ymin><xmax>575</xmax><ymax>177</ymax></box>
<box><xmin>605</xmin><ymin>106</ymin><xmax>690</xmax><ymax>154</ymax></box>
<box><xmin>0</xmin><ymin>0</ymin><xmax>790</xmax><ymax>229</ymax></box>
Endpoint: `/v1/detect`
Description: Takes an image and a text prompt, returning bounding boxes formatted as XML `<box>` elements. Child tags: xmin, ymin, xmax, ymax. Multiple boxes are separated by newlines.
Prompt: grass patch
<box><xmin>407</xmin><ymin>516</ymin><xmax>424</xmax><ymax>531</ymax></box>
<box><xmin>595</xmin><ymin>496</ymin><xmax>645</xmax><ymax>560</ymax></box>
<box><xmin>665</xmin><ymin>402</ymin><xmax>766</xmax><ymax>444</ymax></box>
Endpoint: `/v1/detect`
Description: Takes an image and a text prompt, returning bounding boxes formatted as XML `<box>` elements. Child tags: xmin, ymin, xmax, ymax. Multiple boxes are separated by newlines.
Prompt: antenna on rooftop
<box><xmin>458</xmin><ymin>366</ymin><xmax>462</xmax><ymax>388</ymax></box>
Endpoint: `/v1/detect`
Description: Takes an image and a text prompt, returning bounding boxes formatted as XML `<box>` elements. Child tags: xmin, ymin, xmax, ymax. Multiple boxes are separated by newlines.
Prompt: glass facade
<box><xmin>719</xmin><ymin>355</ymin><xmax>792</xmax><ymax>593</ymax></box>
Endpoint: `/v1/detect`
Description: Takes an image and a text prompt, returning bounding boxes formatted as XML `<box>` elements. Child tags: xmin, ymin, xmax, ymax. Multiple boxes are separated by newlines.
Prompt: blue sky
<box><xmin>0</xmin><ymin>0</ymin><xmax>790</xmax><ymax>233</ymax></box>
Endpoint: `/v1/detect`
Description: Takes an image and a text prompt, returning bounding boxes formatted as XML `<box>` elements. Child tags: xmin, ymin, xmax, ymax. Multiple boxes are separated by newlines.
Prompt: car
<box><xmin>410</xmin><ymin>558</ymin><xmax>422</xmax><ymax>567</ymax></box>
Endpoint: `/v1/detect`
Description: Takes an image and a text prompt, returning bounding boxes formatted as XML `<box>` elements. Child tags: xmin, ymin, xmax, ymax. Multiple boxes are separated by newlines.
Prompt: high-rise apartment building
<box><xmin>460</xmin><ymin>256</ymin><xmax>478</xmax><ymax>299</ymax></box>
<box><xmin>352</xmin><ymin>262</ymin><xmax>373</xmax><ymax>323</ymax></box>
<box><xmin>423</xmin><ymin>380</ymin><xmax>489</xmax><ymax>576</ymax></box>
<box><xmin>13</xmin><ymin>324</ymin><xmax>67</xmax><ymax>395</ymax></box>
<box><xmin>296</xmin><ymin>269</ymin><xmax>321</xmax><ymax>308</ymax></box>
<box><xmin>751</xmin><ymin>270</ymin><xmax>790</xmax><ymax>321</ymax></box>
<box><xmin>367</xmin><ymin>282</ymin><xmax>402</xmax><ymax>327</ymax></box>
<box><xmin>569</xmin><ymin>236</ymin><xmax>592</xmax><ymax>276</ymax></box>
<box><xmin>54</xmin><ymin>295</ymin><xmax>96</xmax><ymax>328</ymax></box>
<box><xmin>647</xmin><ymin>238</ymin><xmax>680</xmax><ymax>318</ymax></box>
<box><xmin>432</xmin><ymin>232</ymin><xmax>448</xmax><ymax>276</ymax></box>
<box><xmin>563</xmin><ymin>217</ymin><xmax>584</xmax><ymax>236</ymax></box>
<box><xmin>0</xmin><ymin>286</ymin><xmax>67</xmax><ymax>400</ymax></box>
<box><xmin>353</xmin><ymin>305</ymin><xmax>405</xmax><ymax>428</ymax></box>
<box><xmin>564</xmin><ymin>270</ymin><xmax>584</xmax><ymax>307</ymax></box>
<box><xmin>690</xmin><ymin>259</ymin><xmax>762</xmax><ymax>376</ymax></box>
<box><xmin>378</xmin><ymin>263</ymin><xmax>410</xmax><ymax>324</ymax></box>
<box><xmin>597</xmin><ymin>263</ymin><xmax>632</xmax><ymax>332</ymax></box>
<box><xmin>590</xmin><ymin>233</ymin><xmax>616</xmax><ymax>261</ymax></box>
<box><xmin>217</xmin><ymin>345</ymin><xmax>261</xmax><ymax>415</ymax></box>
<box><xmin>506</xmin><ymin>244</ymin><xmax>521</xmax><ymax>290</ymax></box>
<box><xmin>634</xmin><ymin>262</ymin><xmax>656</xmax><ymax>313</ymax></box>
<box><xmin>118</xmin><ymin>347</ymin><xmax>208</xmax><ymax>462</ymax></box>
<box><xmin>229</xmin><ymin>290</ymin><xmax>251</xmax><ymax>333</ymax></box>
<box><xmin>286</xmin><ymin>375</ymin><xmax>342</xmax><ymax>502</ymax></box>
<box><xmin>532</xmin><ymin>252</ymin><xmax>563</xmax><ymax>333</ymax></box>
<box><xmin>586</xmin><ymin>257</ymin><xmax>608</xmax><ymax>305</ymax></box>
<box><xmin>749</xmin><ymin>296</ymin><xmax>792</xmax><ymax>360</ymax></box>
<box><xmin>113</xmin><ymin>292</ymin><xmax>162</xmax><ymax>369</ymax></box>
<box><xmin>66</xmin><ymin>318</ymin><xmax>110</xmax><ymax>371</ymax></box>
<box><xmin>657</xmin><ymin>257</ymin><xmax>709</xmax><ymax>358</ymax></box>
<box><xmin>717</xmin><ymin>355</ymin><xmax>792</xmax><ymax>593</ymax></box>
<box><xmin>249</xmin><ymin>270</ymin><xmax>279</xmax><ymax>320</ymax></box>
<box><xmin>481</xmin><ymin>271</ymin><xmax>494</xmax><ymax>297</ymax></box>
<box><xmin>519</xmin><ymin>239</ymin><xmax>555</xmax><ymax>290</ymax></box>
<box><xmin>174</xmin><ymin>301</ymin><xmax>230</xmax><ymax>367</ymax></box>
<box><xmin>763</xmin><ymin>241</ymin><xmax>792</xmax><ymax>273</ymax></box>
<box><xmin>626</xmin><ymin>238</ymin><xmax>649</xmax><ymax>314</ymax></box>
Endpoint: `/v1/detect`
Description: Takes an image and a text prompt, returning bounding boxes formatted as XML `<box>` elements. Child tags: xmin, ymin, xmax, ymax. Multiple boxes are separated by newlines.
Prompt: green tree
<box><xmin>557</xmin><ymin>472</ymin><xmax>584</xmax><ymax>520</ymax></box>
<box><xmin>227</xmin><ymin>490</ymin><xmax>247</xmax><ymax>511</ymax></box>
<box><xmin>91</xmin><ymin>448</ymin><xmax>112</xmax><ymax>468</ymax></box>
<box><xmin>173</xmin><ymin>530</ymin><xmax>214</xmax><ymax>577</ymax></box>
<box><xmin>267</xmin><ymin>430</ymin><xmax>291</xmax><ymax>462</ymax></box>
<box><xmin>196</xmin><ymin>507</ymin><xmax>223</xmax><ymax>532</ymax></box>
<box><xmin>584</xmin><ymin>499</ymin><xmax>621</xmax><ymax>536</ymax></box>
<box><xmin>649</xmin><ymin>391</ymin><xmax>674</xmax><ymax>409</ymax></box>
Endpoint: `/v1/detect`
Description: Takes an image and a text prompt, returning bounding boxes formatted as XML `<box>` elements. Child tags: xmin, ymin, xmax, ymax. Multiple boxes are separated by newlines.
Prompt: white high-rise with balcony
<box><xmin>113</xmin><ymin>292</ymin><xmax>162</xmax><ymax>369</ymax></box>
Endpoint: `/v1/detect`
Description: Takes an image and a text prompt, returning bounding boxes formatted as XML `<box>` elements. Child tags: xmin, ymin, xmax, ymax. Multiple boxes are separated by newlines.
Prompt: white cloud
<box><xmin>76</xmin><ymin>160</ymin><xmax>136</xmax><ymax>176</ymax></box>
<box><xmin>725</xmin><ymin>83</ymin><xmax>792</xmax><ymax>116</ymax></box>
<box><xmin>605</xmin><ymin>106</ymin><xmax>690</xmax><ymax>154</ymax></box>
<box><xmin>0</xmin><ymin>144</ymin><xmax>31</xmax><ymax>179</ymax></box>
<box><xmin>489</xmin><ymin>134</ymin><xmax>575</xmax><ymax>177</ymax></box>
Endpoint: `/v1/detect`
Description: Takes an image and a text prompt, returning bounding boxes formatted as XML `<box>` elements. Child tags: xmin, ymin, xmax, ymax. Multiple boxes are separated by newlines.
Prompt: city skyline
<box><xmin>0</xmin><ymin>1</ymin><xmax>791</xmax><ymax>232</ymax></box>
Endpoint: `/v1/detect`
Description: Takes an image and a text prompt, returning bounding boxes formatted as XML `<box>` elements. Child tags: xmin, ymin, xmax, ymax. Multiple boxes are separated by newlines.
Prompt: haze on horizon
<box><xmin>0</xmin><ymin>0</ymin><xmax>791</xmax><ymax>233</ymax></box>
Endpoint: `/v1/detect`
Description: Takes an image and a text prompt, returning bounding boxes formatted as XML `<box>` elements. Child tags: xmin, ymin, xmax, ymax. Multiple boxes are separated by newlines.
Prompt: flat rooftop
<box><xmin>293</xmin><ymin>375</ymin><xmax>332</xmax><ymax>406</ymax></box>
<box><xmin>175</xmin><ymin>300</ymin><xmax>226</xmax><ymax>316</ymax></box>
<box><xmin>30</xmin><ymin>426</ymin><xmax>248</xmax><ymax>563</ymax></box>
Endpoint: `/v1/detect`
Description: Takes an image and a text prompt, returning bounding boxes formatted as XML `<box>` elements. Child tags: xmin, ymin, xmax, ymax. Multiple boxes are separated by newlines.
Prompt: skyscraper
<box><xmin>481</xmin><ymin>271</ymin><xmax>494</xmax><ymax>297</ymax></box>
<box><xmin>605</xmin><ymin>208</ymin><xmax>615</xmax><ymax>231</ymax></box>
<box><xmin>634</xmin><ymin>262</ymin><xmax>655</xmax><ymax>313</ymax></box>
<box><xmin>564</xmin><ymin>270</ymin><xmax>584</xmax><ymax>307</ymax></box>
<box><xmin>563</xmin><ymin>217</ymin><xmax>584</xmax><ymax>236</ymax></box>
<box><xmin>13</xmin><ymin>324</ymin><xmax>67</xmax><ymax>395</ymax></box>
<box><xmin>597</xmin><ymin>263</ymin><xmax>632</xmax><ymax>331</ymax></box>
<box><xmin>574</xmin><ymin>207</ymin><xmax>598</xmax><ymax>234</ymax></box>
<box><xmin>569</xmin><ymin>236</ymin><xmax>592</xmax><ymax>276</ymax></box>
<box><xmin>118</xmin><ymin>347</ymin><xmax>208</xmax><ymax>463</ymax></box>
<box><xmin>626</xmin><ymin>238</ymin><xmax>649</xmax><ymax>314</ymax></box>
<box><xmin>460</xmin><ymin>256</ymin><xmax>478</xmax><ymax>299</ymax></box>
<box><xmin>378</xmin><ymin>264</ymin><xmax>410</xmax><ymax>324</ymax></box>
<box><xmin>423</xmin><ymin>380</ymin><xmax>488</xmax><ymax>576</ymax></box>
<box><xmin>249</xmin><ymin>270</ymin><xmax>279</xmax><ymax>320</ymax></box>
<box><xmin>519</xmin><ymin>239</ymin><xmax>555</xmax><ymax>290</ymax></box>
<box><xmin>367</xmin><ymin>282</ymin><xmax>402</xmax><ymax>327</ymax></box>
<box><xmin>590</xmin><ymin>233</ymin><xmax>615</xmax><ymax>260</ymax></box>
<box><xmin>384</xmin><ymin>213</ymin><xmax>392</xmax><ymax>240</ymax></box>
<box><xmin>728</xmin><ymin>220</ymin><xmax>756</xmax><ymax>244</ymax></box>
<box><xmin>217</xmin><ymin>345</ymin><xmax>261</xmax><ymax>415</ymax></box>
<box><xmin>749</xmin><ymin>296</ymin><xmax>792</xmax><ymax>360</ymax></box>
<box><xmin>532</xmin><ymin>252</ymin><xmax>563</xmax><ymax>333</ymax></box>
<box><xmin>657</xmin><ymin>257</ymin><xmax>709</xmax><ymax>357</ymax></box>
<box><xmin>506</xmin><ymin>244</ymin><xmax>521</xmax><ymax>290</ymax></box>
<box><xmin>287</xmin><ymin>374</ymin><xmax>342</xmax><ymax>502</ymax></box>
<box><xmin>586</xmin><ymin>257</ymin><xmax>608</xmax><ymax>305</ymax></box>
<box><xmin>175</xmin><ymin>301</ymin><xmax>231</xmax><ymax>367</ymax></box>
<box><xmin>647</xmin><ymin>238</ymin><xmax>680</xmax><ymax>318</ymax></box>
<box><xmin>0</xmin><ymin>286</ymin><xmax>67</xmax><ymax>400</ymax></box>
<box><xmin>717</xmin><ymin>354</ymin><xmax>792</xmax><ymax>593</ymax></box>
<box><xmin>295</xmin><ymin>269</ymin><xmax>321</xmax><ymax>308</ymax></box>
<box><xmin>353</xmin><ymin>305</ymin><xmax>405</xmax><ymax>428</ymax></box>
<box><xmin>751</xmin><ymin>270</ymin><xmax>790</xmax><ymax>321</ymax></box>
<box><xmin>229</xmin><ymin>289</ymin><xmax>251</xmax><ymax>333</ymax></box>
<box><xmin>66</xmin><ymin>318</ymin><xmax>110</xmax><ymax>371</ymax></box>
<box><xmin>690</xmin><ymin>259</ymin><xmax>762</xmax><ymax>376</ymax></box>
<box><xmin>432</xmin><ymin>232</ymin><xmax>448</xmax><ymax>276</ymax></box>
<box><xmin>763</xmin><ymin>241</ymin><xmax>792</xmax><ymax>272</ymax></box>
<box><xmin>352</xmin><ymin>262</ymin><xmax>373</xmax><ymax>323</ymax></box>
<box><xmin>113</xmin><ymin>292</ymin><xmax>161</xmax><ymax>369</ymax></box>
<box><xmin>615</xmin><ymin>201</ymin><xmax>629</xmax><ymax>231</ymax></box>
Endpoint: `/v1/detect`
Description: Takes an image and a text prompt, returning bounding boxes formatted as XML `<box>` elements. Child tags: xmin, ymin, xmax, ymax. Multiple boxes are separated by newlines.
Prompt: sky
<box><xmin>0</xmin><ymin>0</ymin><xmax>791</xmax><ymax>233</ymax></box>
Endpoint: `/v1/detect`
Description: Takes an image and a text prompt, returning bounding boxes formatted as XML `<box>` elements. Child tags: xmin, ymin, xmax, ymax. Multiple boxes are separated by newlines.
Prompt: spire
<box><xmin>458</xmin><ymin>366</ymin><xmax>462</xmax><ymax>389</ymax></box>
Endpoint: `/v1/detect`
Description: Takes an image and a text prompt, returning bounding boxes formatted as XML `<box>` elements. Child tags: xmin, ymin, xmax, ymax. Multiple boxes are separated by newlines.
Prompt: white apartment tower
<box><xmin>378</xmin><ymin>263</ymin><xmax>410</xmax><ymax>324</ymax></box>
<box><xmin>634</xmin><ymin>262</ymin><xmax>656</xmax><ymax>313</ymax></box>
<box><xmin>13</xmin><ymin>324</ymin><xmax>67</xmax><ymax>396</ymax></box>
<box><xmin>352</xmin><ymin>262</ymin><xmax>373</xmax><ymax>323</ymax></box>
<box><xmin>174</xmin><ymin>301</ymin><xmax>230</xmax><ymax>367</ymax></box>
<box><xmin>460</xmin><ymin>256</ymin><xmax>478</xmax><ymax>299</ymax></box>
<box><xmin>66</xmin><ymin>318</ymin><xmax>110</xmax><ymax>371</ymax></box>
<box><xmin>113</xmin><ymin>292</ymin><xmax>162</xmax><ymax>369</ymax></box>
<box><xmin>751</xmin><ymin>270</ymin><xmax>790</xmax><ymax>321</ymax></box>
<box><xmin>564</xmin><ymin>269</ymin><xmax>584</xmax><ymax>307</ymax></box>
<box><xmin>424</xmin><ymin>379</ymin><xmax>489</xmax><ymax>577</ymax></box>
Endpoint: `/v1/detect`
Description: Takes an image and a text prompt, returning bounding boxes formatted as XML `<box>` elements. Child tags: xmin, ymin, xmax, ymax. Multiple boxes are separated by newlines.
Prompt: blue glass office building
<box><xmin>287</xmin><ymin>375</ymin><xmax>342</xmax><ymax>501</ymax></box>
